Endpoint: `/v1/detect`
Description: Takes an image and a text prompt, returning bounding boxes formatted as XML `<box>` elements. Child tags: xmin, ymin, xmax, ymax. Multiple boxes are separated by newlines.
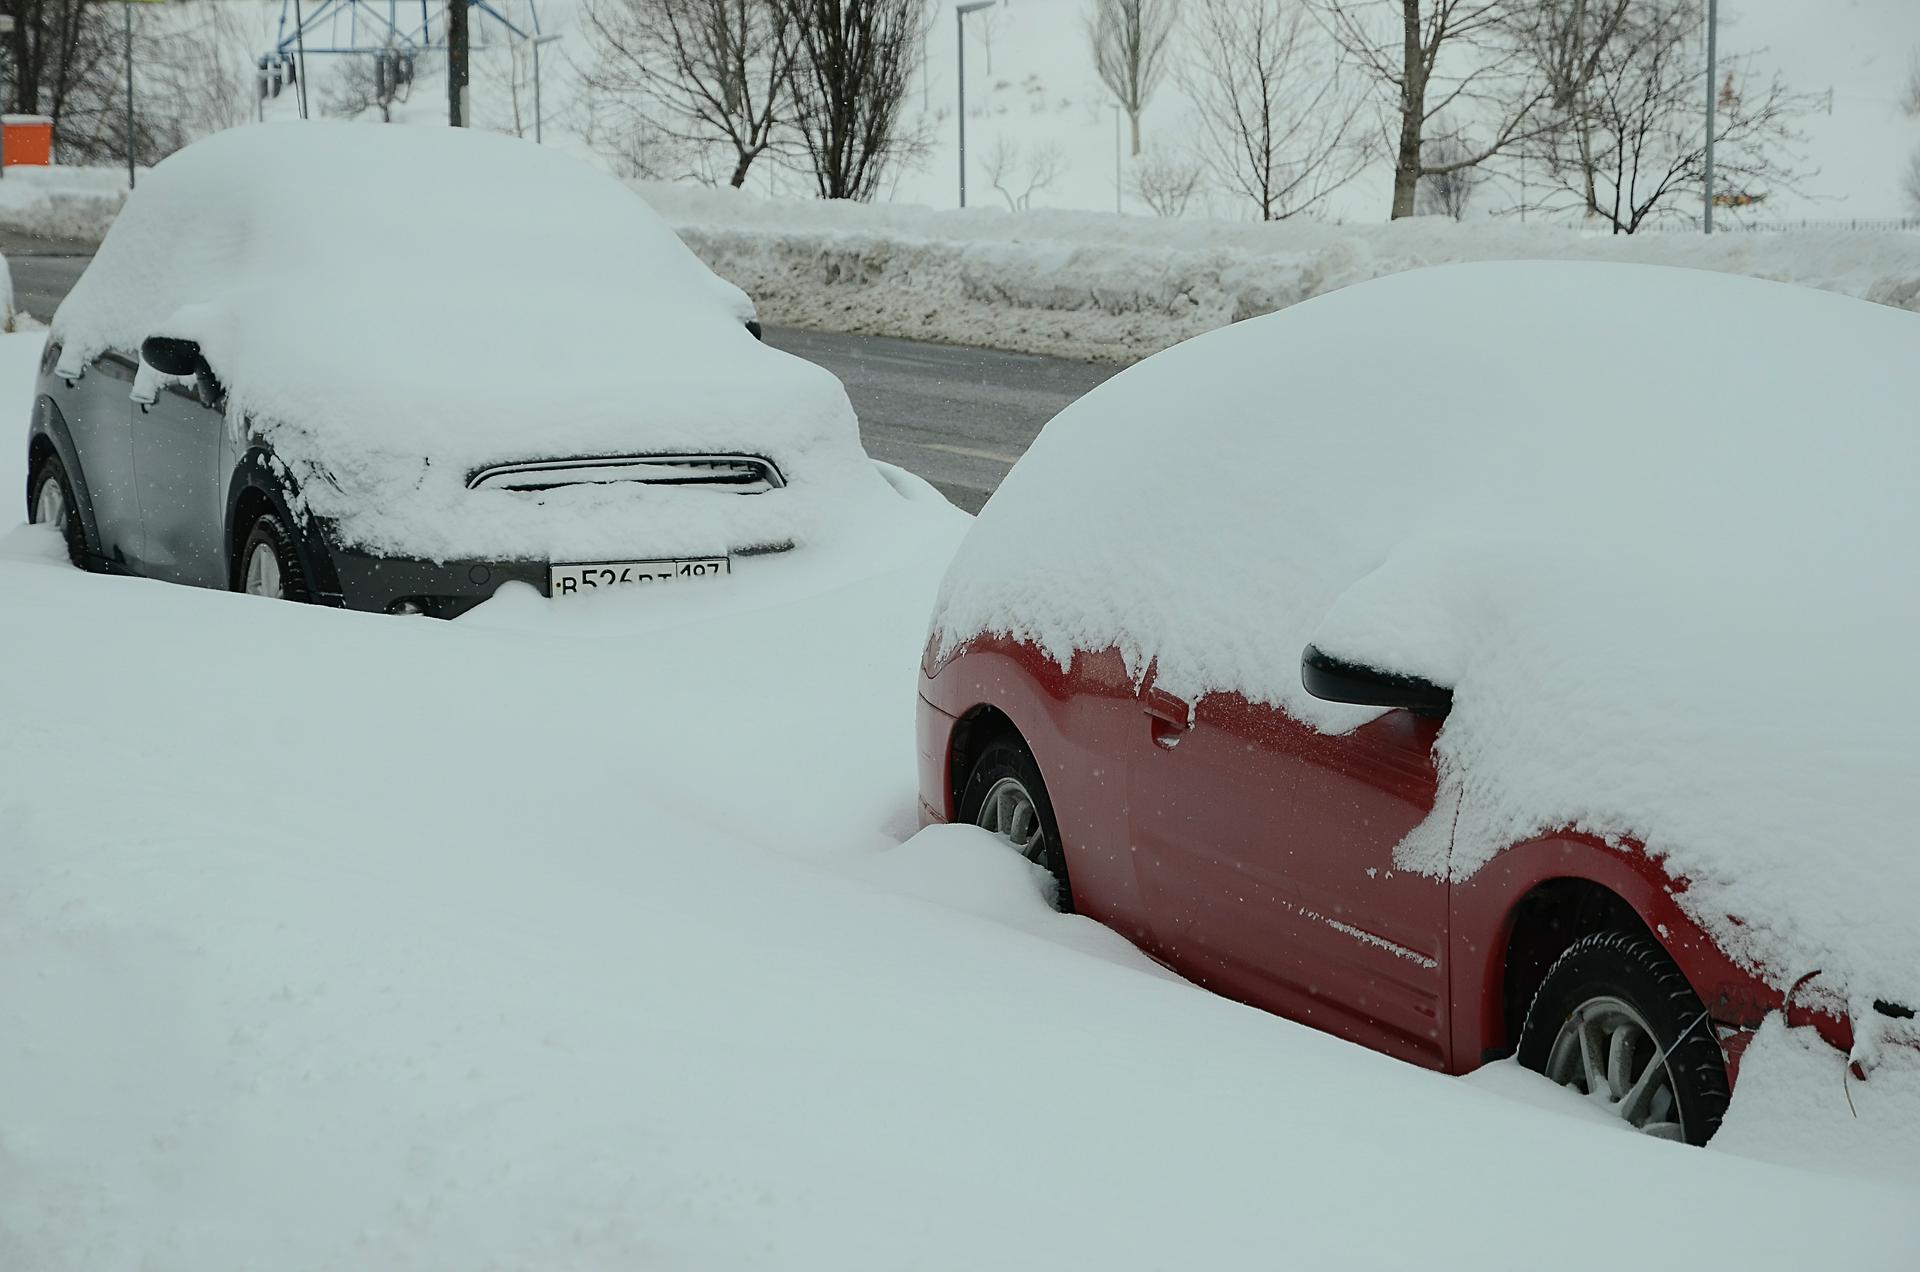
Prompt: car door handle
<box><xmin>1143</xmin><ymin>687</ymin><xmax>1191</xmax><ymax>748</ymax></box>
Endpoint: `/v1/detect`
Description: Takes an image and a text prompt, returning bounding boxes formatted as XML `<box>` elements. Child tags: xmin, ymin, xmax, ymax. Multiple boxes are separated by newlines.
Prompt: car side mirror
<box><xmin>141</xmin><ymin>335</ymin><xmax>203</xmax><ymax>378</ymax></box>
<box><xmin>1301</xmin><ymin>644</ymin><xmax>1453</xmax><ymax>717</ymax></box>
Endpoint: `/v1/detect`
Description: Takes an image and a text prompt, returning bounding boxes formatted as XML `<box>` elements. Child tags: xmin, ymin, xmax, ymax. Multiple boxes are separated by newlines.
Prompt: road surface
<box><xmin>7</xmin><ymin>246</ymin><xmax>1117</xmax><ymax>513</ymax></box>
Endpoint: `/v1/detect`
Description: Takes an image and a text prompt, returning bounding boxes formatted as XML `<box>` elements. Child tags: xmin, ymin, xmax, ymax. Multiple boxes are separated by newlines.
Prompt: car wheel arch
<box><xmin>1495</xmin><ymin>876</ymin><xmax>1658</xmax><ymax>1061</ymax></box>
<box><xmin>225</xmin><ymin>453</ymin><xmax>342</xmax><ymax>601</ymax></box>
<box><xmin>27</xmin><ymin>401</ymin><xmax>104</xmax><ymax>560</ymax></box>
<box><xmin>1458</xmin><ymin>832</ymin><xmax>1776</xmax><ymax>1072</ymax></box>
<box><xmin>947</xmin><ymin>704</ymin><xmax>1027</xmax><ymax>814</ymax></box>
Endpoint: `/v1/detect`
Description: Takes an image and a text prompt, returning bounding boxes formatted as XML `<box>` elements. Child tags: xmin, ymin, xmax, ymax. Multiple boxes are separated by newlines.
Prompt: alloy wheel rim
<box><xmin>975</xmin><ymin>775</ymin><xmax>1044</xmax><ymax>861</ymax></box>
<box><xmin>244</xmin><ymin>541</ymin><xmax>284</xmax><ymax>598</ymax></box>
<box><xmin>32</xmin><ymin>478</ymin><xmax>67</xmax><ymax>528</ymax></box>
<box><xmin>1544</xmin><ymin>995</ymin><xmax>1687</xmax><ymax>1141</ymax></box>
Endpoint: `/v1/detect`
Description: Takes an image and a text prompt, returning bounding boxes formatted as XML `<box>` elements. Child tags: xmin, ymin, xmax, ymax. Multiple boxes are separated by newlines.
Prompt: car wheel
<box><xmin>1516</xmin><ymin>931</ymin><xmax>1731</xmax><ymax>1145</ymax></box>
<box><xmin>28</xmin><ymin>452</ymin><xmax>85</xmax><ymax>567</ymax></box>
<box><xmin>957</xmin><ymin>736</ymin><xmax>1074</xmax><ymax>913</ymax></box>
<box><xmin>236</xmin><ymin>511</ymin><xmax>313</xmax><ymax>602</ymax></box>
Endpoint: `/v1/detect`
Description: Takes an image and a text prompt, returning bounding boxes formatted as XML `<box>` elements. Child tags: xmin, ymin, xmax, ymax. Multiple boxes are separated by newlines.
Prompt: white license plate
<box><xmin>549</xmin><ymin>557</ymin><xmax>731</xmax><ymax>596</ymax></box>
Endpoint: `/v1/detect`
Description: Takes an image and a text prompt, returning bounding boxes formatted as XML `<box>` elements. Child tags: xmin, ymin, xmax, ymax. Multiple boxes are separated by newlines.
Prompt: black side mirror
<box><xmin>141</xmin><ymin>335</ymin><xmax>202</xmax><ymax>377</ymax></box>
<box><xmin>1301</xmin><ymin>644</ymin><xmax>1453</xmax><ymax>717</ymax></box>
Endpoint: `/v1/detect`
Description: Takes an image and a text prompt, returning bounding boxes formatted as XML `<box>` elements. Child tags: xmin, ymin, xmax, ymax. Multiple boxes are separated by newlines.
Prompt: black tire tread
<box><xmin>1517</xmin><ymin>929</ymin><xmax>1731</xmax><ymax>1145</ymax></box>
<box><xmin>957</xmin><ymin>736</ymin><xmax>1075</xmax><ymax>914</ymax></box>
<box><xmin>28</xmin><ymin>452</ymin><xmax>86</xmax><ymax>568</ymax></box>
<box><xmin>236</xmin><ymin>512</ymin><xmax>313</xmax><ymax>603</ymax></box>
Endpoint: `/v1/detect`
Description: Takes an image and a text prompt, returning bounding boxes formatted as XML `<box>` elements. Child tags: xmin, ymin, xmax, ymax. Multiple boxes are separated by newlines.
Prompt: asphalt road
<box><xmin>7</xmin><ymin>245</ymin><xmax>1116</xmax><ymax>513</ymax></box>
<box><xmin>7</xmin><ymin>247</ymin><xmax>88</xmax><ymax>319</ymax></box>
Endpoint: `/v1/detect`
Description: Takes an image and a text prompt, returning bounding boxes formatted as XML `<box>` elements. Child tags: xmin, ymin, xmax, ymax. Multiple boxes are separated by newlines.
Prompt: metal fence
<box><xmin>1644</xmin><ymin>217</ymin><xmax>1920</xmax><ymax>234</ymax></box>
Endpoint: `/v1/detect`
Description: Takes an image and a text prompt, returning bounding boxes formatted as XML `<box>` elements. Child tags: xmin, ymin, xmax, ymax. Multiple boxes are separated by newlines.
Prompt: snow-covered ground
<box><xmin>0</xmin><ymin>165</ymin><xmax>126</xmax><ymax>243</ymax></box>
<box><xmin>4</xmin><ymin>320</ymin><xmax>1920</xmax><ymax>1267</ymax></box>
<box><xmin>25</xmin><ymin>142</ymin><xmax>1920</xmax><ymax>363</ymax></box>
<box><xmin>647</xmin><ymin>182</ymin><xmax>1920</xmax><ymax>360</ymax></box>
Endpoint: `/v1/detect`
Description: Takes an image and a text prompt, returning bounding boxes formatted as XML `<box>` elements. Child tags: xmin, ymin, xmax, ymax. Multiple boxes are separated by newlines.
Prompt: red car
<box><xmin>916</xmin><ymin>263</ymin><xmax>1918</xmax><ymax>1146</ymax></box>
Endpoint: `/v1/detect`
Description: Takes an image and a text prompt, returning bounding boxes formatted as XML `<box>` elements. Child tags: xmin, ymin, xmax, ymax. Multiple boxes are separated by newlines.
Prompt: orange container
<box><xmin>3</xmin><ymin>116</ymin><xmax>54</xmax><ymax>166</ymax></box>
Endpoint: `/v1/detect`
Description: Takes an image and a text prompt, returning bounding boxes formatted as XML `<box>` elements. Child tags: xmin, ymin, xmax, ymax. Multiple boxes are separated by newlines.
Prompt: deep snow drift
<box><xmin>933</xmin><ymin>262</ymin><xmax>1920</xmax><ymax>1025</ymax></box>
<box><xmin>650</xmin><ymin>181</ymin><xmax>1920</xmax><ymax>363</ymax></box>
<box><xmin>3</xmin><ymin>322</ymin><xmax>1918</xmax><ymax>1268</ymax></box>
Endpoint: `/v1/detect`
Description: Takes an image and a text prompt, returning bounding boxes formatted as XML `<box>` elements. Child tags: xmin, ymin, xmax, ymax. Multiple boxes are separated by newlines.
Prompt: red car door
<box><xmin>1128</xmin><ymin>680</ymin><xmax>1453</xmax><ymax>1070</ymax></box>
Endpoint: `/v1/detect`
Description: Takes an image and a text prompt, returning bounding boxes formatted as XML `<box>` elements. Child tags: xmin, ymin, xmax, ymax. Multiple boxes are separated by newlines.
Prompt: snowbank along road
<box><xmin>5</xmin><ymin>246</ymin><xmax>1113</xmax><ymax>514</ymax></box>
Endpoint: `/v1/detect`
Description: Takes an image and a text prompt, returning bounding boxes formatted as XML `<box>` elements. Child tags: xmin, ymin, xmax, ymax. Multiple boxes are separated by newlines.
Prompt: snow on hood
<box><xmin>932</xmin><ymin>261</ymin><xmax>1920</xmax><ymax>1012</ymax></box>
<box><xmin>49</xmin><ymin>123</ymin><xmax>885</xmax><ymax>559</ymax></box>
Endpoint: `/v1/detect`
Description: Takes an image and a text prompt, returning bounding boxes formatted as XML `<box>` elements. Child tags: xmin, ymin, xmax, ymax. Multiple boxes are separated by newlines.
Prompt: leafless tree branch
<box><xmin>1130</xmin><ymin>145</ymin><xmax>1207</xmax><ymax>215</ymax></box>
<box><xmin>777</xmin><ymin>0</ymin><xmax>927</xmax><ymax>200</ymax></box>
<box><xmin>1184</xmin><ymin>0</ymin><xmax>1366</xmax><ymax>221</ymax></box>
<box><xmin>1312</xmin><ymin>0</ymin><xmax>1552</xmax><ymax>218</ymax></box>
<box><xmin>1086</xmin><ymin>0</ymin><xmax>1175</xmax><ymax>155</ymax></box>
<box><xmin>582</xmin><ymin>0</ymin><xmax>798</xmax><ymax>188</ymax></box>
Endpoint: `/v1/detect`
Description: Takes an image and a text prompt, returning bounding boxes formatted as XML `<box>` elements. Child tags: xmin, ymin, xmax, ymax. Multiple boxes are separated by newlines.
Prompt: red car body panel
<box><xmin>919</xmin><ymin>633</ymin><xmax>1855</xmax><ymax>1084</ymax></box>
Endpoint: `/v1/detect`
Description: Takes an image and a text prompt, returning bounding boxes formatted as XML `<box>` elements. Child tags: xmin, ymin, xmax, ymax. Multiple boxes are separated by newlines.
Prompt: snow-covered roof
<box><xmin>49</xmin><ymin>123</ymin><xmax>882</xmax><ymax>558</ymax></box>
<box><xmin>933</xmin><ymin>261</ymin><xmax>1920</xmax><ymax>1015</ymax></box>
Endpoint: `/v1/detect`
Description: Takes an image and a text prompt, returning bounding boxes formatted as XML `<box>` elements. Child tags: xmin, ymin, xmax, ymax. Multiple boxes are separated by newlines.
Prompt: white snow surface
<box><xmin>648</xmin><ymin>180</ymin><xmax>1920</xmax><ymax>363</ymax></box>
<box><xmin>932</xmin><ymin>261</ymin><xmax>1920</xmax><ymax>1017</ymax></box>
<box><xmin>4</xmin><ymin>329</ymin><xmax>1920</xmax><ymax>1267</ymax></box>
<box><xmin>0</xmin><ymin>164</ymin><xmax>126</xmax><ymax>243</ymax></box>
<box><xmin>48</xmin><ymin>123</ymin><xmax>900</xmax><ymax>561</ymax></box>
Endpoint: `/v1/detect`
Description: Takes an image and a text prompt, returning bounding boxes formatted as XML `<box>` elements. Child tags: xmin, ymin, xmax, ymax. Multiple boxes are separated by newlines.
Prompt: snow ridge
<box><xmin>647</xmin><ymin>182</ymin><xmax>1920</xmax><ymax>362</ymax></box>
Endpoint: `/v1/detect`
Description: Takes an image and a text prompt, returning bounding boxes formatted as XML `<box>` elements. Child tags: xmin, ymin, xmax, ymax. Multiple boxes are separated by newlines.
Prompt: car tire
<box><xmin>235</xmin><ymin>511</ymin><xmax>313</xmax><ymax>603</ymax></box>
<box><xmin>1516</xmin><ymin>930</ymin><xmax>1731</xmax><ymax>1145</ymax></box>
<box><xmin>28</xmin><ymin>452</ymin><xmax>86</xmax><ymax>568</ymax></box>
<box><xmin>957</xmin><ymin>735</ymin><xmax>1074</xmax><ymax>913</ymax></box>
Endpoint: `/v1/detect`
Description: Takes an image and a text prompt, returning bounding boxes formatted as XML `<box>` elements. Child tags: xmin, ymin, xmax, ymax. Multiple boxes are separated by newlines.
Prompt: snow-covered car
<box><xmin>918</xmin><ymin>262</ymin><xmax>1920</xmax><ymax>1145</ymax></box>
<box><xmin>25</xmin><ymin>123</ymin><xmax>902</xmax><ymax>616</ymax></box>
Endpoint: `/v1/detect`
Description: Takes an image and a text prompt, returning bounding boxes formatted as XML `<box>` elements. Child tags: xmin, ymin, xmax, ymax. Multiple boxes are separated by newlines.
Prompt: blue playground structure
<box><xmin>270</xmin><ymin>0</ymin><xmax>540</xmax><ymax>58</ymax></box>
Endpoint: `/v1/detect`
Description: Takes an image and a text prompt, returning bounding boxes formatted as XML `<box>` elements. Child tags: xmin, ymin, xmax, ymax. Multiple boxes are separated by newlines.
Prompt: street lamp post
<box><xmin>955</xmin><ymin>0</ymin><xmax>994</xmax><ymax>208</ymax></box>
<box><xmin>0</xmin><ymin>14</ymin><xmax>14</xmax><ymax>179</ymax></box>
<box><xmin>531</xmin><ymin>32</ymin><xmax>562</xmax><ymax>143</ymax></box>
<box><xmin>1703</xmin><ymin>0</ymin><xmax>1718</xmax><ymax>234</ymax></box>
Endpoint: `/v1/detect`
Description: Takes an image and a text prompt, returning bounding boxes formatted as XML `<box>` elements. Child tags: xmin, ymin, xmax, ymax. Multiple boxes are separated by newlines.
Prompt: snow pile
<box><xmin>0</xmin><ymin>164</ymin><xmax>126</xmax><ymax>244</ymax></box>
<box><xmin>649</xmin><ymin>181</ymin><xmax>1920</xmax><ymax>362</ymax></box>
<box><xmin>50</xmin><ymin>123</ymin><xmax>904</xmax><ymax>561</ymax></box>
<box><xmin>1</xmin><ymin>316</ymin><xmax>1917</xmax><ymax>1265</ymax></box>
<box><xmin>933</xmin><ymin>261</ymin><xmax>1920</xmax><ymax>1018</ymax></box>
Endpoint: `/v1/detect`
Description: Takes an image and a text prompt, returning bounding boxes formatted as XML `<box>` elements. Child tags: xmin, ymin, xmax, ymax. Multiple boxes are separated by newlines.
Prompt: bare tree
<box><xmin>970</xmin><ymin>2</ymin><xmax>1013</xmax><ymax>74</ymax></box>
<box><xmin>583</xmin><ymin>0</ymin><xmax>797</xmax><ymax>188</ymax></box>
<box><xmin>779</xmin><ymin>0</ymin><xmax>926</xmax><ymax>200</ymax></box>
<box><xmin>1903</xmin><ymin>49</ymin><xmax>1920</xmax><ymax>118</ymax></box>
<box><xmin>1314</xmin><ymin>0</ymin><xmax>1551</xmax><ymax>219</ymax></box>
<box><xmin>6</xmin><ymin>0</ymin><xmax>159</xmax><ymax>163</ymax></box>
<box><xmin>1416</xmin><ymin>129</ymin><xmax>1478</xmax><ymax>216</ymax></box>
<box><xmin>1130</xmin><ymin>146</ymin><xmax>1206</xmax><ymax>215</ymax></box>
<box><xmin>1522</xmin><ymin>0</ymin><xmax>1811</xmax><ymax>233</ymax></box>
<box><xmin>983</xmin><ymin>136</ymin><xmax>1066</xmax><ymax>209</ymax></box>
<box><xmin>581</xmin><ymin>87</ymin><xmax>711</xmax><ymax>182</ymax></box>
<box><xmin>322</xmin><ymin>45</ymin><xmax>413</xmax><ymax>123</ymax></box>
<box><xmin>1513</xmin><ymin>0</ymin><xmax>1632</xmax><ymax>213</ymax></box>
<box><xmin>1086</xmin><ymin>0</ymin><xmax>1175</xmax><ymax>156</ymax></box>
<box><xmin>1183</xmin><ymin>0</ymin><xmax>1363</xmax><ymax>220</ymax></box>
<box><xmin>1904</xmin><ymin>147</ymin><xmax>1920</xmax><ymax>217</ymax></box>
<box><xmin>135</xmin><ymin>3</ymin><xmax>255</xmax><ymax>148</ymax></box>
<box><xmin>30</xmin><ymin>1</ymin><xmax>255</xmax><ymax>166</ymax></box>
